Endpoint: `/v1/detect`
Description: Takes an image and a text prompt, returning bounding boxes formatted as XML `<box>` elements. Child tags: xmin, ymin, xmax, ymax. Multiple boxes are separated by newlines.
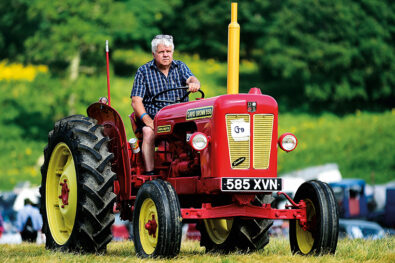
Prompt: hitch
<box><xmin>277</xmin><ymin>192</ymin><xmax>309</xmax><ymax>231</ymax></box>
<box><xmin>277</xmin><ymin>191</ymin><xmax>300</xmax><ymax>208</ymax></box>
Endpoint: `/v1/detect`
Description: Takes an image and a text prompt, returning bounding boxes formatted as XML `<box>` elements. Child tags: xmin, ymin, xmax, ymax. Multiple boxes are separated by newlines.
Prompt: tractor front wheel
<box><xmin>133</xmin><ymin>180</ymin><xmax>182</xmax><ymax>258</ymax></box>
<box><xmin>289</xmin><ymin>180</ymin><xmax>339</xmax><ymax>255</ymax></box>
<box><xmin>40</xmin><ymin>115</ymin><xmax>116</xmax><ymax>252</ymax></box>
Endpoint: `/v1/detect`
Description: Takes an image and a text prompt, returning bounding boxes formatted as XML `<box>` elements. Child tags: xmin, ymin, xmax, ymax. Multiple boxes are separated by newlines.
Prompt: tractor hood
<box><xmin>154</xmin><ymin>92</ymin><xmax>278</xmax><ymax>133</ymax></box>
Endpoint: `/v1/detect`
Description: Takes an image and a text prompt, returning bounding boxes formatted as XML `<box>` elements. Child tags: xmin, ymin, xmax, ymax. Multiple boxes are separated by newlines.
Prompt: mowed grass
<box><xmin>0</xmin><ymin>237</ymin><xmax>394</xmax><ymax>263</ymax></box>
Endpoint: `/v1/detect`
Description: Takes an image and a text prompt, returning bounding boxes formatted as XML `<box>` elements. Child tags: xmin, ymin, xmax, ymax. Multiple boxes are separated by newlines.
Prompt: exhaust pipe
<box><xmin>227</xmin><ymin>2</ymin><xmax>240</xmax><ymax>95</ymax></box>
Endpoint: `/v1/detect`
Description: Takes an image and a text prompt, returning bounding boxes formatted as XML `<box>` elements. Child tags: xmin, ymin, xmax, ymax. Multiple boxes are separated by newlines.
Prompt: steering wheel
<box><xmin>152</xmin><ymin>86</ymin><xmax>205</xmax><ymax>108</ymax></box>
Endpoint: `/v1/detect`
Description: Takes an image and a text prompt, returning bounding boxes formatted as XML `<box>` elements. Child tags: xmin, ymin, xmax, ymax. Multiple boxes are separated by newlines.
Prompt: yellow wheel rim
<box><xmin>46</xmin><ymin>142</ymin><xmax>78</xmax><ymax>245</ymax></box>
<box><xmin>139</xmin><ymin>198</ymin><xmax>158</xmax><ymax>255</ymax></box>
<box><xmin>204</xmin><ymin>218</ymin><xmax>233</xmax><ymax>245</ymax></box>
<box><xmin>296</xmin><ymin>198</ymin><xmax>316</xmax><ymax>254</ymax></box>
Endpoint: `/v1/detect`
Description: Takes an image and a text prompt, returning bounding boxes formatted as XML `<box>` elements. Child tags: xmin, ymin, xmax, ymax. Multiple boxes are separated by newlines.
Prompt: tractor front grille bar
<box><xmin>253</xmin><ymin>114</ymin><xmax>274</xmax><ymax>169</ymax></box>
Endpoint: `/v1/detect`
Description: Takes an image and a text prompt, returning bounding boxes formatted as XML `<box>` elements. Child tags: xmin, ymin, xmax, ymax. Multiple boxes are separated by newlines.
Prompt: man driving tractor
<box><xmin>130</xmin><ymin>34</ymin><xmax>201</xmax><ymax>175</ymax></box>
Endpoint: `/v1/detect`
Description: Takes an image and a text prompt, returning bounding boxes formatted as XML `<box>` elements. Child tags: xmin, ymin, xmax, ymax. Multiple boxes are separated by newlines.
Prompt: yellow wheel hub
<box><xmin>296</xmin><ymin>198</ymin><xmax>316</xmax><ymax>254</ymax></box>
<box><xmin>139</xmin><ymin>198</ymin><xmax>158</xmax><ymax>254</ymax></box>
<box><xmin>46</xmin><ymin>142</ymin><xmax>78</xmax><ymax>245</ymax></box>
<box><xmin>204</xmin><ymin>218</ymin><xmax>233</xmax><ymax>245</ymax></box>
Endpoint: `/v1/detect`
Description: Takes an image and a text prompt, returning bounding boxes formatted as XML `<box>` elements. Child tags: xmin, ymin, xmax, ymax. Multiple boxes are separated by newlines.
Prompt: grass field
<box><xmin>0</xmin><ymin>237</ymin><xmax>394</xmax><ymax>263</ymax></box>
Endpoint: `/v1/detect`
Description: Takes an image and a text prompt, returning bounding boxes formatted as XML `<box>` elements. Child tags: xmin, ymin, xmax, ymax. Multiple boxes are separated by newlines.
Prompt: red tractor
<box><xmin>40</xmin><ymin>86</ymin><xmax>339</xmax><ymax>257</ymax></box>
<box><xmin>39</xmin><ymin>3</ymin><xmax>338</xmax><ymax>258</ymax></box>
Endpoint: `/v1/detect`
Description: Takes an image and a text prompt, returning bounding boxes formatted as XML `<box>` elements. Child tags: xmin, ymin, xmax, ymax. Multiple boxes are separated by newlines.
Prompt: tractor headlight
<box><xmin>189</xmin><ymin>132</ymin><xmax>209</xmax><ymax>151</ymax></box>
<box><xmin>278</xmin><ymin>133</ymin><xmax>298</xmax><ymax>152</ymax></box>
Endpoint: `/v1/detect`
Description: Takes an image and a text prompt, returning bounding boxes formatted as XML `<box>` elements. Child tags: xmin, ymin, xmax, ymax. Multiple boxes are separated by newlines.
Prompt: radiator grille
<box><xmin>226</xmin><ymin>114</ymin><xmax>274</xmax><ymax>170</ymax></box>
<box><xmin>226</xmin><ymin>114</ymin><xmax>250</xmax><ymax>169</ymax></box>
<box><xmin>253</xmin><ymin>114</ymin><xmax>274</xmax><ymax>169</ymax></box>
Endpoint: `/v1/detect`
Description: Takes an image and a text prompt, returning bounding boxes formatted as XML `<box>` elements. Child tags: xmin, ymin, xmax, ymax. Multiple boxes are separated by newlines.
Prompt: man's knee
<box><xmin>142</xmin><ymin>127</ymin><xmax>155</xmax><ymax>142</ymax></box>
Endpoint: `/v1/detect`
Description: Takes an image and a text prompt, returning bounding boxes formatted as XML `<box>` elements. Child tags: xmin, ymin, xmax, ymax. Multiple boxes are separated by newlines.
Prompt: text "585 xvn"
<box><xmin>221</xmin><ymin>178</ymin><xmax>282</xmax><ymax>192</ymax></box>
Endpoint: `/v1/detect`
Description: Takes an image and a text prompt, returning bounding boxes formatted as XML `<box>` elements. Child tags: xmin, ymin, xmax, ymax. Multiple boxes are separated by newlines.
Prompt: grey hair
<box><xmin>151</xmin><ymin>38</ymin><xmax>174</xmax><ymax>53</ymax></box>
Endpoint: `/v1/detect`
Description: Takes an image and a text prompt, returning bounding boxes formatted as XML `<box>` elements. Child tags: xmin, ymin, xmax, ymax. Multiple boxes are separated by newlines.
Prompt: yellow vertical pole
<box><xmin>227</xmin><ymin>2</ymin><xmax>240</xmax><ymax>94</ymax></box>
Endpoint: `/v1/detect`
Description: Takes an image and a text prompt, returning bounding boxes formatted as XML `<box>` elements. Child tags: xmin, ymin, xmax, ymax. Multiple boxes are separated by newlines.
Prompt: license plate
<box><xmin>221</xmin><ymin>177</ymin><xmax>282</xmax><ymax>192</ymax></box>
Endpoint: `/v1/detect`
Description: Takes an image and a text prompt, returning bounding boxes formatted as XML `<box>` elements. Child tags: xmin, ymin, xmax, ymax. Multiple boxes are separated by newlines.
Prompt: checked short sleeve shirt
<box><xmin>131</xmin><ymin>59</ymin><xmax>194</xmax><ymax>118</ymax></box>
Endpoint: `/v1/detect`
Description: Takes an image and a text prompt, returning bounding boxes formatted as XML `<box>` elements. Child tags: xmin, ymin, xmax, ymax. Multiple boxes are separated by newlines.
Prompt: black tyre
<box><xmin>40</xmin><ymin>115</ymin><xmax>116</xmax><ymax>252</ymax></box>
<box><xmin>318</xmin><ymin>181</ymin><xmax>339</xmax><ymax>253</ymax></box>
<box><xmin>133</xmin><ymin>179</ymin><xmax>182</xmax><ymax>258</ymax></box>
<box><xmin>198</xmin><ymin>194</ymin><xmax>274</xmax><ymax>253</ymax></box>
<box><xmin>289</xmin><ymin>180</ymin><xmax>339</xmax><ymax>255</ymax></box>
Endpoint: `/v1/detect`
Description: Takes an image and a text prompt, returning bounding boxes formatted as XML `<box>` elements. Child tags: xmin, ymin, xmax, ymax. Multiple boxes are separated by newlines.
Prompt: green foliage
<box><xmin>160</xmin><ymin>0</ymin><xmax>395</xmax><ymax>112</ymax></box>
<box><xmin>257</xmin><ymin>0</ymin><xmax>395</xmax><ymax>111</ymax></box>
<box><xmin>1</xmin><ymin>0</ymin><xmax>395</xmax><ymax>111</ymax></box>
<box><xmin>112</xmin><ymin>0</ymin><xmax>181</xmax><ymax>47</ymax></box>
<box><xmin>0</xmin><ymin>75</ymin><xmax>68</xmax><ymax>189</ymax></box>
<box><xmin>22</xmin><ymin>0</ymin><xmax>181</xmax><ymax>75</ymax></box>
<box><xmin>0</xmin><ymin>0</ymin><xmax>39</xmax><ymax>61</ymax></box>
<box><xmin>160</xmin><ymin>0</ymin><xmax>229</xmax><ymax>59</ymax></box>
<box><xmin>278</xmin><ymin>111</ymin><xmax>395</xmax><ymax>183</ymax></box>
<box><xmin>25</xmin><ymin>0</ymin><xmax>115</xmax><ymax>74</ymax></box>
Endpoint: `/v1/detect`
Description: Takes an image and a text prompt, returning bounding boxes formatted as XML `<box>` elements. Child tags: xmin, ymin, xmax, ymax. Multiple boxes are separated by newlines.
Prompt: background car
<box><xmin>339</xmin><ymin>219</ymin><xmax>385</xmax><ymax>240</ymax></box>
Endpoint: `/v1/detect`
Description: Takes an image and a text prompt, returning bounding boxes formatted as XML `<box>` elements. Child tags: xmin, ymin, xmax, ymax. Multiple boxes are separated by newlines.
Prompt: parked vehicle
<box><xmin>339</xmin><ymin>219</ymin><xmax>385</xmax><ymax>240</ymax></box>
<box><xmin>384</xmin><ymin>187</ymin><xmax>395</xmax><ymax>228</ymax></box>
<box><xmin>329</xmin><ymin>179</ymin><xmax>369</xmax><ymax>218</ymax></box>
<box><xmin>0</xmin><ymin>191</ymin><xmax>17</xmax><ymax>224</ymax></box>
<box><xmin>330</xmin><ymin>179</ymin><xmax>395</xmax><ymax>231</ymax></box>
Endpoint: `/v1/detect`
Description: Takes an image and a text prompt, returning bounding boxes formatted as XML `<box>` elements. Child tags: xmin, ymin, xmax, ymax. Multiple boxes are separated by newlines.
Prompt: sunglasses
<box><xmin>154</xmin><ymin>34</ymin><xmax>173</xmax><ymax>40</ymax></box>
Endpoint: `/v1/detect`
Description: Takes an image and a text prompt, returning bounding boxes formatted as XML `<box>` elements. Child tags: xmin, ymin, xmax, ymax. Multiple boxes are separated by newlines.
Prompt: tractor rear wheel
<box><xmin>198</xmin><ymin>194</ymin><xmax>273</xmax><ymax>253</ymax></box>
<box><xmin>289</xmin><ymin>180</ymin><xmax>339</xmax><ymax>255</ymax></box>
<box><xmin>40</xmin><ymin>115</ymin><xmax>116</xmax><ymax>252</ymax></box>
<box><xmin>133</xmin><ymin>180</ymin><xmax>182</xmax><ymax>258</ymax></box>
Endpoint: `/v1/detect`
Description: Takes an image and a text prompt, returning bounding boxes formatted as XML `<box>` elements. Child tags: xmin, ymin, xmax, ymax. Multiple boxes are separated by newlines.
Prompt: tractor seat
<box><xmin>129</xmin><ymin>112</ymin><xmax>143</xmax><ymax>140</ymax></box>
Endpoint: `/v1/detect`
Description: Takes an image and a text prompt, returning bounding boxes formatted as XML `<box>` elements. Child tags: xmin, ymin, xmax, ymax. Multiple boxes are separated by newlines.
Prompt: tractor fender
<box><xmin>87</xmin><ymin>102</ymin><xmax>132</xmax><ymax>201</ymax></box>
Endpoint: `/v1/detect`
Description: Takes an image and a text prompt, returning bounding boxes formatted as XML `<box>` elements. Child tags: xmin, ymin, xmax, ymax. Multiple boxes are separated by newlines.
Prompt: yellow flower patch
<box><xmin>0</xmin><ymin>60</ymin><xmax>48</xmax><ymax>82</ymax></box>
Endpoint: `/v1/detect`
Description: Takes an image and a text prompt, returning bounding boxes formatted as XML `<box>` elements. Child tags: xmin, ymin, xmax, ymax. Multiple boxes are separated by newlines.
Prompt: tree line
<box><xmin>1</xmin><ymin>0</ymin><xmax>394</xmax><ymax>112</ymax></box>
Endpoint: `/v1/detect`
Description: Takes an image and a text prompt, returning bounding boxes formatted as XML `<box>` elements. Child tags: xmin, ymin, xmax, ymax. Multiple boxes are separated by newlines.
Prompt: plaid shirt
<box><xmin>131</xmin><ymin>59</ymin><xmax>194</xmax><ymax>117</ymax></box>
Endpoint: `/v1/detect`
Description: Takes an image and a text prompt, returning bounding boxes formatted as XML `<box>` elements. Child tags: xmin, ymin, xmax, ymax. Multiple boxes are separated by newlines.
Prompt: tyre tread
<box><xmin>289</xmin><ymin>180</ymin><xmax>339</xmax><ymax>255</ymax></box>
<box><xmin>133</xmin><ymin>180</ymin><xmax>182</xmax><ymax>258</ymax></box>
<box><xmin>40</xmin><ymin>115</ymin><xmax>115</xmax><ymax>253</ymax></box>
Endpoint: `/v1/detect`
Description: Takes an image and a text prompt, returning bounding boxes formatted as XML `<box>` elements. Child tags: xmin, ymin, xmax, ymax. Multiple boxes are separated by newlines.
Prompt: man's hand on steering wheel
<box><xmin>151</xmin><ymin>86</ymin><xmax>205</xmax><ymax>108</ymax></box>
<box><xmin>188</xmin><ymin>82</ymin><xmax>200</xmax><ymax>93</ymax></box>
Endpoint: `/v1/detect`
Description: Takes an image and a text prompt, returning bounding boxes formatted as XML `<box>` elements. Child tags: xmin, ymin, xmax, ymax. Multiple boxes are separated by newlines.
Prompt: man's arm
<box><xmin>131</xmin><ymin>96</ymin><xmax>154</xmax><ymax>130</ymax></box>
<box><xmin>186</xmin><ymin>76</ymin><xmax>200</xmax><ymax>92</ymax></box>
